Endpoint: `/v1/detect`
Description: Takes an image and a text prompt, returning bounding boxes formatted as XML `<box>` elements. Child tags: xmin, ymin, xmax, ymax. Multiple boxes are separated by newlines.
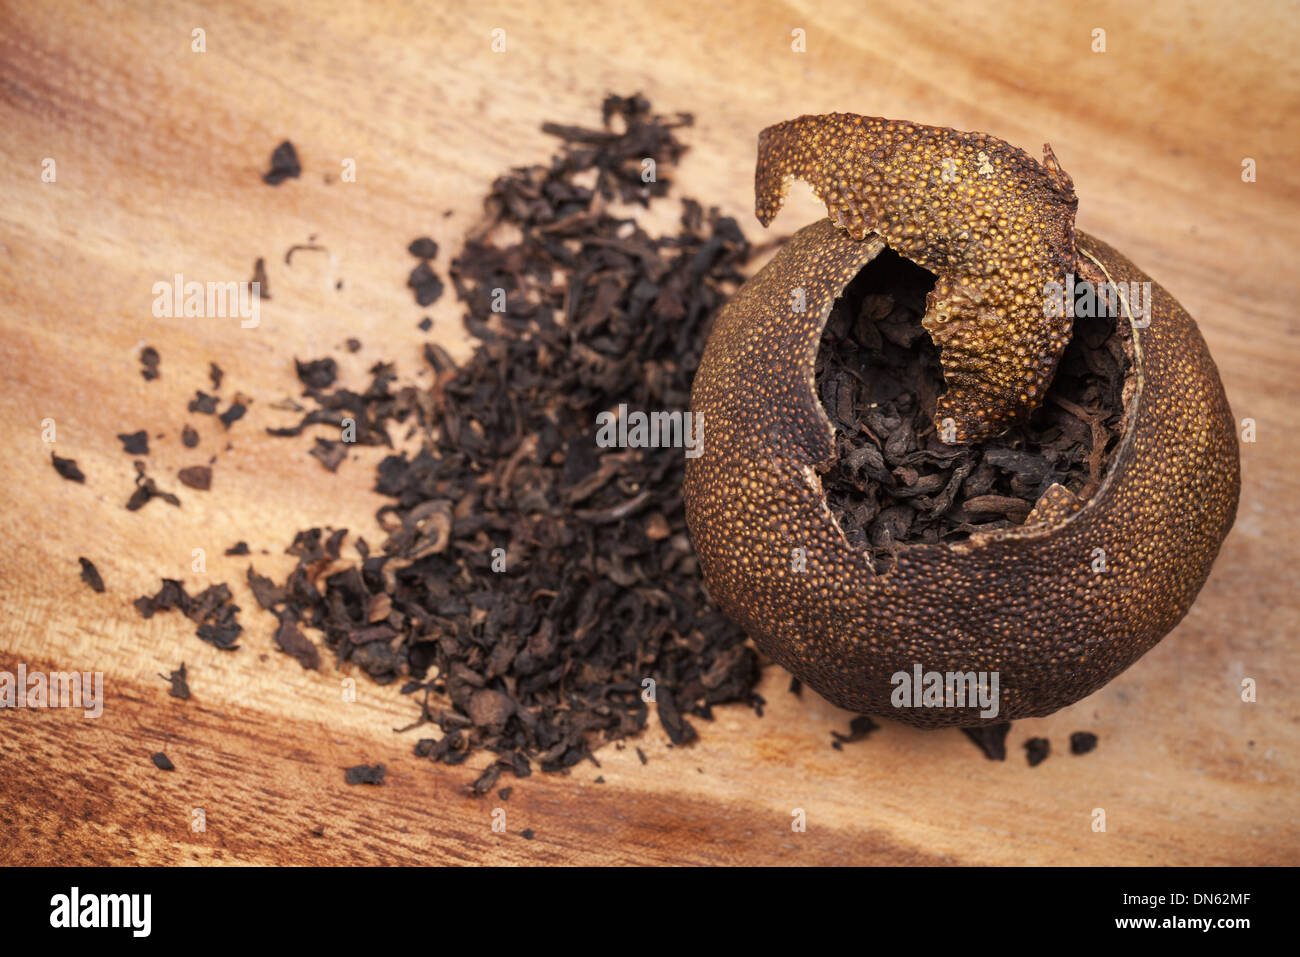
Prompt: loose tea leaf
<box><xmin>285</xmin><ymin>242</ymin><xmax>327</xmax><ymax>265</ymax></box>
<box><xmin>178</xmin><ymin>465</ymin><xmax>212</xmax><ymax>490</ymax></box>
<box><xmin>407</xmin><ymin>261</ymin><xmax>444</xmax><ymax>306</ymax></box>
<box><xmin>78</xmin><ymin>557</ymin><xmax>105</xmax><ymax>593</ymax></box>
<box><xmin>160</xmin><ymin>663</ymin><xmax>191</xmax><ymax>700</ymax></box>
<box><xmin>468</xmin><ymin>764</ymin><xmax>501</xmax><ymax>796</ymax></box>
<box><xmin>831</xmin><ymin>715</ymin><xmax>879</xmax><ymax>746</ymax></box>
<box><xmin>295</xmin><ymin>357</ymin><xmax>338</xmax><ymax>390</ymax></box>
<box><xmin>962</xmin><ymin>722</ymin><xmax>1012</xmax><ymax>761</ymax></box>
<box><xmin>134</xmin><ymin>578</ymin><xmax>242</xmax><ymax>650</ymax></box>
<box><xmin>189</xmin><ymin>392</ymin><xmax>218</xmax><ymax>415</ymax></box>
<box><xmin>345</xmin><ymin>763</ymin><xmax>385</xmax><ymax>785</ymax></box>
<box><xmin>251</xmin><ymin>257</ymin><xmax>271</xmax><ymax>300</ymax></box>
<box><xmin>273</xmin><ymin>616</ymin><xmax>320</xmax><ymax>670</ymax></box>
<box><xmin>126</xmin><ymin>461</ymin><xmax>181</xmax><ymax>510</ymax></box>
<box><xmin>1024</xmin><ymin>737</ymin><xmax>1051</xmax><ymax>766</ymax></box>
<box><xmin>408</xmin><ymin>237</ymin><xmax>439</xmax><ymax>259</ymax></box>
<box><xmin>266</xmin><ymin>361</ymin><xmax>414</xmax><ymax>449</ymax></box>
<box><xmin>51</xmin><ymin>453</ymin><xmax>85</xmax><ymax>483</ymax></box>
<box><xmin>309</xmin><ymin>438</ymin><xmax>347</xmax><ymax>472</ymax></box>
<box><xmin>218</xmin><ymin>402</ymin><xmax>246</xmax><ymax>429</ymax></box>
<box><xmin>1070</xmin><ymin>731</ymin><xmax>1098</xmax><ymax>755</ymax></box>
<box><xmin>117</xmin><ymin>430</ymin><xmax>149</xmax><ymax>455</ymax></box>
<box><xmin>152</xmin><ymin>752</ymin><xmax>175</xmax><ymax>771</ymax></box>
<box><xmin>246</xmin><ymin>566</ymin><xmax>286</xmax><ymax>609</ymax></box>
<box><xmin>140</xmin><ymin>346</ymin><xmax>160</xmax><ymax>381</ymax></box>
<box><xmin>263</xmin><ymin>141</ymin><xmax>301</xmax><ymax>186</ymax></box>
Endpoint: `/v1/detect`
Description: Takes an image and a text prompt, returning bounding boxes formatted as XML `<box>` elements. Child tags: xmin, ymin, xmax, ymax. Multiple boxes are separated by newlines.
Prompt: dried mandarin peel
<box><xmin>683</xmin><ymin>118</ymin><xmax>1239</xmax><ymax>726</ymax></box>
<box><xmin>755</xmin><ymin>114</ymin><xmax>1079</xmax><ymax>442</ymax></box>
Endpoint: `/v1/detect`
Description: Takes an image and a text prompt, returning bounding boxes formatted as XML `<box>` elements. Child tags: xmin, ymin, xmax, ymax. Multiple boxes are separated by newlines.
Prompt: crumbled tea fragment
<box><xmin>152</xmin><ymin>752</ymin><xmax>174</xmax><ymax>771</ymax></box>
<box><xmin>285</xmin><ymin>243</ymin><xmax>327</xmax><ymax>265</ymax></box>
<box><xmin>263</xmin><ymin>141</ymin><xmax>301</xmax><ymax>185</ymax></box>
<box><xmin>134</xmin><ymin>579</ymin><xmax>185</xmax><ymax>618</ymax></box>
<box><xmin>418</xmin><ymin>317</ymin><xmax>432</xmax><ymax>331</ymax></box>
<box><xmin>51</xmin><ymin>453</ymin><xmax>85</xmax><ymax>483</ymax></box>
<box><xmin>273</xmin><ymin>616</ymin><xmax>320</xmax><ymax>670</ymax></box>
<box><xmin>520</xmin><ymin>829</ymin><xmax>535</xmax><ymax>840</ymax></box>
<box><xmin>134</xmin><ymin>578</ymin><xmax>241</xmax><ymax>649</ymax></box>
<box><xmin>408</xmin><ymin>237</ymin><xmax>439</xmax><ymax>259</ymax></box>
<box><xmin>310</xmin><ymin>438</ymin><xmax>346</xmax><ymax>471</ymax></box>
<box><xmin>656</xmin><ymin>687</ymin><xmax>697</xmax><ymax>746</ymax></box>
<box><xmin>178</xmin><ymin>465</ymin><xmax>212</xmax><ymax>490</ymax></box>
<box><xmin>266</xmin><ymin>360</ymin><xmax>410</xmax><ymax>447</ymax></box>
<box><xmin>246</xmin><ymin>567</ymin><xmax>285</xmax><ymax>609</ymax></box>
<box><xmin>407</xmin><ymin>262</ymin><xmax>444</xmax><ymax>306</ymax></box>
<box><xmin>251</xmin><ymin>257</ymin><xmax>271</xmax><ymax>300</ymax></box>
<box><xmin>209</xmin><ymin>362</ymin><xmax>224</xmax><ymax>390</ymax></box>
<box><xmin>540</xmin><ymin>91</ymin><xmax>691</xmax><ymax>205</ymax></box>
<box><xmin>218</xmin><ymin>402</ymin><xmax>246</xmax><ymax>429</ymax></box>
<box><xmin>498</xmin><ymin>787</ymin><xmax>513</xmax><ymax>801</ymax></box>
<box><xmin>296</xmin><ymin>357</ymin><xmax>338</xmax><ymax>390</ymax></box>
<box><xmin>117</xmin><ymin>430</ymin><xmax>149</xmax><ymax>455</ymax></box>
<box><xmin>160</xmin><ymin>663</ymin><xmax>191</xmax><ymax>700</ymax></box>
<box><xmin>181</xmin><ymin>424</ymin><xmax>199</xmax><ymax>448</ymax></box>
<box><xmin>469</xmin><ymin>764</ymin><xmax>502</xmax><ymax>796</ymax></box>
<box><xmin>140</xmin><ymin>346</ymin><xmax>161</xmax><ymax>381</ymax></box>
<box><xmin>345</xmin><ymin>337</ymin><xmax>361</xmax><ymax>352</ymax></box>
<box><xmin>1025</xmin><ymin>737</ymin><xmax>1051</xmax><ymax>766</ymax></box>
<box><xmin>462</xmin><ymin>690</ymin><xmax>510</xmax><ymax>732</ymax></box>
<box><xmin>225</xmin><ymin>541</ymin><xmax>250</xmax><ymax>555</ymax></box>
<box><xmin>126</xmin><ymin>461</ymin><xmax>181</xmax><ymax>510</ymax></box>
<box><xmin>189</xmin><ymin>392</ymin><xmax>219</xmax><ymax>414</ymax></box>
<box><xmin>1070</xmin><ymin>731</ymin><xmax>1098</xmax><ymax>755</ymax></box>
<box><xmin>344</xmin><ymin>763</ymin><xmax>385</xmax><ymax>785</ymax></box>
<box><xmin>962</xmin><ymin>722</ymin><xmax>1012</xmax><ymax>761</ymax></box>
<box><xmin>831</xmin><ymin>715</ymin><xmax>879</xmax><ymax>745</ymax></box>
<box><xmin>78</xmin><ymin>557</ymin><xmax>105</xmax><ymax>593</ymax></box>
<box><xmin>196</xmin><ymin>623</ymin><xmax>241</xmax><ymax>650</ymax></box>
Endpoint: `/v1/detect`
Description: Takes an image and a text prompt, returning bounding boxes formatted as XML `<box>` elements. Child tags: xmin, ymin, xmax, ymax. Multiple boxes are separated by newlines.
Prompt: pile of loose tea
<box><xmin>250</xmin><ymin>94</ymin><xmax>760</xmax><ymax>791</ymax></box>
<box><xmin>817</xmin><ymin>246</ymin><xmax>1129</xmax><ymax>573</ymax></box>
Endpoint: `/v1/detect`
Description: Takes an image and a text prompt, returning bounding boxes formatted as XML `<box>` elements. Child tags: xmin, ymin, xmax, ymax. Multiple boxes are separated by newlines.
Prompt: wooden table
<box><xmin>2</xmin><ymin>0</ymin><xmax>1296</xmax><ymax>865</ymax></box>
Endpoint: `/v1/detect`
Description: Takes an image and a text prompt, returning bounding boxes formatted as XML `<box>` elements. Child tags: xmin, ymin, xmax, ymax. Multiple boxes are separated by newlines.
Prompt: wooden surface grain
<box><xmin>1</xmin><ymin>0</ymin><xmax>1297</xmax><ymax>865</ymax></box>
